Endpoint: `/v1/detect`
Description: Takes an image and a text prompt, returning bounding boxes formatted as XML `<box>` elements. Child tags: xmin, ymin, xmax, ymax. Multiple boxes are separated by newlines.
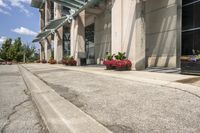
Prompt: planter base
<box><xmin>181</xmin><ymin>61</ymin><xmax>200</xmax><ymax>75</ymax></box>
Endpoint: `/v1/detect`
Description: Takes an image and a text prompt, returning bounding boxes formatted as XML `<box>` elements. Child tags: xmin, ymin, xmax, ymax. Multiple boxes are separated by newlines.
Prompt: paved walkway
<box><xmin>23</xmin><ymin>64</ymin><xmax>200</xmax><ymax>133</ymax></box>
<box><xmin>0</xmin><ymin>65</ymin><xmax>47</xmax><ymax>133</ymax></box>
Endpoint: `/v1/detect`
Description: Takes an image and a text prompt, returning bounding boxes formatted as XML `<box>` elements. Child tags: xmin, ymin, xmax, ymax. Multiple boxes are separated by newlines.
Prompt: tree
<box><xmin>0</xmin><ymin>37</ymin><xmax>38</xmax><ymax>62</ymax></box>
<box><xmin>11</xmin><ymin>37</ymin><xmax>24</xmax><ymax>62</ymax></box>
<box><xmin>23</xmin><ymin>44</ymin><xmax>37</xmax><ymax>62</ymax></box>
<box><xmin>0</xmin><ymin>38</ymin><xmax>12</xmax><ymax>61</ymax></box>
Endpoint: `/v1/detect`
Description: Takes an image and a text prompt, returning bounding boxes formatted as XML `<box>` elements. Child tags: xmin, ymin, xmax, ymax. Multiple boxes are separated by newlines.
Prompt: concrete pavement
<box><xmin>0</xmin><ymin>65</ymin><xmax>47</xmax><ymax>133</ymax></box>
<box><xmin>21</xmin><ymin>64</ymin><xmax>200</xmax><ymax>133</ymax></box>
<box><xmin>19</xmin><ymin>65</ymin><xmax>112</xmax><ymax>133</ymax></box>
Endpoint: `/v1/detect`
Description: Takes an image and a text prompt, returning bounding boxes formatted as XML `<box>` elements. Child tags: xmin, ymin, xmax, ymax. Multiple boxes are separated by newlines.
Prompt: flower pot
<box><xmin>116</xmin><ymin>67</ymin><xmax>127</xmax><ymax>71</ymax></box>
<box><xmin>181</xmin><ymin>60</ymin><xmax>200</xmax><ymax>74</ymax></box>
<box><xmin>106</xmin><ymin>66</ymin><xmax>116</xmax><ymax>70</ymax></box>
<box><xmin>7</xmin><ymin>62</ymin><xmax>12</xmax><ymax>65</ymax></box>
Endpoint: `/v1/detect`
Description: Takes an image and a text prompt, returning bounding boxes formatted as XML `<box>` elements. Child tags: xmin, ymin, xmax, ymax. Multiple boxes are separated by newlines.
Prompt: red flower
<box><xmin>116</xmin><ymin>60</ymin><xmax>126</xmax><ymax>68</ymax></box>
<box><xmin>116</xmin><ymin>60</ymin><xmax>132</xmax><ymax>70</ymax></box>
<box><xmin>103</xmin><ymin>60</ymin><xmax>116</xmax><ymax>67</ymax></box>
<box><xmin>126</xmin><ymin>60</ymin><xmax>132</xmax><ymax>68</ymax></box>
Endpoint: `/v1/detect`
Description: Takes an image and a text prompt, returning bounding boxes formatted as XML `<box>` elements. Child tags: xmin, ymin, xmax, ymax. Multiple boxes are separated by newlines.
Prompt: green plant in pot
<box><xmin>114</xmin><ymin>52</ymin><xmax>126</xmax><ymax>60</ymax></box>
<box><xmin>103</xmin><ymin>53</ymin><xmax>116</xmax><ymax>70</ymax></box>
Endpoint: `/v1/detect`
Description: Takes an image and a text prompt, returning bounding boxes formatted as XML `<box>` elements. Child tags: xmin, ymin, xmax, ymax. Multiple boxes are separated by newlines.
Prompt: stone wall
<box><xmin>145</xmin><ymin>0</ymin><xmax>179</xmax><ymax>67</ymax></box>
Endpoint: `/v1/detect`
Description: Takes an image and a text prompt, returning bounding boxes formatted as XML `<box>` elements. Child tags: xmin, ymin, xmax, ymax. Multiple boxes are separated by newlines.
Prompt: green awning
<box><xmin>32</xmin><ymin>0</ymin><xmax>101</xmax><ymax>43</ymax></box>
<box><xmin>43</xmin><ymin>0</ymin><xmax>101</xmax><ymax>31</ymax></box>
<box><xmin>32</xmin><ymin>30</ymin><xmax>52</xmax><ymax>43</ymax></box>
<box><xmin>36</xmin><ymin>30</ymin><xmax>51</xmax><ymax>38</ymax></box>
<box><xmin>31</xmin><ymin>0</ymin><xmax>44</xmax><ymax>9</ymax></box>
<box><xmin>51</xmin><ymin>0</ymin><xmax>101</xmax><ymax>17</ymax></box>
<box><xmin>44</xmin><ymin>16</ymin><xmax>69</xmax><ymax>30</ymax></box>
<box><xmin>50</xmin><ymin>0</ymin><xmax>87</xmax><ymax>11</ymax></box>
<box><xmin>32</xmin><ymin>38</ymin><xmax>41</xmax><ymax>43</ymax></box>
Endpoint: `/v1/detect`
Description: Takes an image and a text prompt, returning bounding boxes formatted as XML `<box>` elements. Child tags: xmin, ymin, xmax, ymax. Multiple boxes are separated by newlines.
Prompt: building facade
<box><xmin>31</xmin><ymin>0</ymin><xmax>198</xmax><ymax>70</ymax></box>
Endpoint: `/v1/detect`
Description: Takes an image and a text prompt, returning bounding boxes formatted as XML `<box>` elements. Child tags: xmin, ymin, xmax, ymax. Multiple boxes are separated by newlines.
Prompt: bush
<box><xmin>48</xmin><ymin>58</ymin><xmax>57</xmax><ymax>64</ymax></box>
<box><xmin>41</xmin><ymin>59</ymin><xmax>47</xmax><ymax>64</ymax></box>
<box><xmin>103</xmin><ymin>52</ymin><xmax>132</xmax><ymax>71</ymax></box>
<box><xmin>62</xmin><ymin>56</ymin><xmax>77</xmax><ymax>66</ymax></box>
<box><xmin>68</xmin><ymin>57</ymin><xmax>77</xmax><ymax>66</ymax></box>
<box><xmin>35</xmin><ymin>60</ymin><xmax>40</xmax><ymax>63</ymax></box>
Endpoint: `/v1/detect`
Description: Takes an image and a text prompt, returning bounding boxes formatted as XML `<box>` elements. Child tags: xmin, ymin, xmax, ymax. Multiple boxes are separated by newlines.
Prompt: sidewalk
<box><xmin>45</xmin><ymin>64</ymin><xmax>199</xmax><ymax>86</ymax></box>
<box><xmin>21</xmin><ymin>63</ymin><xmax>200</xmax><ymax>133</ymax></box>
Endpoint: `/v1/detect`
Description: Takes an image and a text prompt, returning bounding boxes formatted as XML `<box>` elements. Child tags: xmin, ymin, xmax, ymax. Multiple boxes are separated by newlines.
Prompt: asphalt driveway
<box><xmin>23</xmin><ymin>64</ymin><xmax>200</xmax><ymax>133</ymax></box>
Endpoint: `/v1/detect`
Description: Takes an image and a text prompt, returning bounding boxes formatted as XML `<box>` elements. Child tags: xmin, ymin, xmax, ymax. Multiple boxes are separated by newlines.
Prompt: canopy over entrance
<box><xmin>31</xmin><ymin>0</ymin><xmax>44</xmax><ymax>8</ymax></box>
<box><xmin>32</xmin><ymin>0</ymin><xmax>101</xmax><ymax>42</ymax></box>
<box><xmin>32</xmin><ymin>30</ymin><xmax>51</xmax><ymax>43</ymax></box>
<box><xmin>43</xmin><ymin>16</ymin><xmax>71</xmax><ymax>30</ymax></box>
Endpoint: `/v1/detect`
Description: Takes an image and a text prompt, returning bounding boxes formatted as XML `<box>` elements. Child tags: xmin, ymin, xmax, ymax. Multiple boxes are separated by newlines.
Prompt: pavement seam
<box><xmin>161</xmin><ymin>83</ymin><xmax>200</xmax><ymax>99</ymax></box>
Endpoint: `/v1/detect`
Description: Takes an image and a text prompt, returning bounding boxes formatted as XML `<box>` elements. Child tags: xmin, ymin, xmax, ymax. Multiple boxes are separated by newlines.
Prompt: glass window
<box><xmin>63</xmin><ymin>26</ymin><xmax>70</xmax><ymax>56</ymax></box>
<box><xmin>50</xmin><ymin>1</ymin><xmax>54</xmax><ymax>20</ymax></box>
<box><xmin>182</xmin><ymin>0</ymin><xmax>200</xmax><ymax>55</ymax></box>
<box><xmin>183</xmin><ymin>0</ymin><xmax>200</xmax><ymax>5</ymax></box>
<box><xmin>182</xmin><ymin>2</ymin><xmax>200</xmax><ymax>30</ymax></box>
<box><xmin>85</xmin><ymin>24</ymin><xmax>95</xmax><ymax>64</ymax></box>
<box><xmin>62</xmin><ymin>6</ymin><xmax>70</xmax><ymax>16</ymax></box>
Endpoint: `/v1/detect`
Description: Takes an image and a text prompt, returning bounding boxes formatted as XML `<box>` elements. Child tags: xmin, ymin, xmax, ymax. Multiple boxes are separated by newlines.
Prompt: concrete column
<box><xmin>54</xmin><ymin>3</ymin><xmax>63</xmax><ymax>62</ymax></box>
<box><xmin>44</xmin><ymin>36</ymin><xmax>52</xmax><ymax>61</ymax></box>
<box><xmin>71</xmin><ymin>11</ymin><xmax>85</xmax><ymax>65</ymax></box>
<box><xmin>39</xmin><ymin>42</ymin><xmax>45</xmax><ymax>60</ymax></box>
<box><xmin>43</xmin><ymin>0</ymin><xmax>51</xmax><ymax>61</ymax></box>
<box><xmin>39</xmin><ymin>9</ymin><xmax>45</xmax><ymax>30</ymax></box>
<box><xmin>45</xmin><ymin>0</ymin><xmax>51</xmax><ymax>24</ymax></box>
<box><xmin>111</xmin><ymin>0</ymin><xmax>122</xmax><ymax>53</ymax></box>
<box><xmin>112</xmin><ymin>0</ymin><xmax>145</xmax><ymax>70</ymax></box>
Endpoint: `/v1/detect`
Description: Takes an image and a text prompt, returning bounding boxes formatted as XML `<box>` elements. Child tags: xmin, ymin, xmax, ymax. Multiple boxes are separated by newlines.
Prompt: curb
<box><xmin>19</xmin><ymin>65</ymin><xmax>112</xmax><ymax>133</ymax></box>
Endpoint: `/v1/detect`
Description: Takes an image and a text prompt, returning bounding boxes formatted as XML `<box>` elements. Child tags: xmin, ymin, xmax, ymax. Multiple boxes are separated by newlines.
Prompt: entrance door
<box><xmin>85</xmin><ymin>24</ymin><xmax>95</xmax><ymax>65</ymax></box>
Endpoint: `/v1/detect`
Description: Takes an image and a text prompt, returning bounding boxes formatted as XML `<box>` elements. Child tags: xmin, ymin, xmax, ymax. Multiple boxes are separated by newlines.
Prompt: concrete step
<box><xmin>19</xmin><ymin>65</ymin><xmax>112</xmax><ymax>133</ymax></box>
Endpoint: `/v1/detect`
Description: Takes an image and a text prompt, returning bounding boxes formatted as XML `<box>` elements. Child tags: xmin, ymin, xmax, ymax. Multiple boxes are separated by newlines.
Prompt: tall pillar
<box><xmin>39</xmin><ymin>8</ymin><xmax>45</xmax><ymax>30</ymax></box>
<box><xmin>71</xmin><ymin>11</ymin><xmax>85</xmax><ymax>65</ymax></box>
<box><xmin>39</xmin><ymin>42</ymin><xmax>45</xmax><ymax>60</ymax></box>
<box><xmin>45</xmin><ymin>36</ymin><xmax>52</xmax><ymax>61</ymax></box>
<box><xmin>112</xmin><ymin>0</ymin><xmax>146</xmax><ymax>70</ymax></box>
<box><xmin>45</xmin><ymin>0</ymin><xmax>51</xmax><ymax>23</ymax></box>
<box><xmin>44</xmin><ymin>0</ymin><xmax>51</xmax><ymax>61</ymax></box>
<box><xmin>112</xmin><ymin>0</ymin><xmax>122</xmax><ymax>53</ymax></box>
<box><xmin>54</xmin><ymin>3</ymin><xmax>63</xmax><ymax>62</ymax></box>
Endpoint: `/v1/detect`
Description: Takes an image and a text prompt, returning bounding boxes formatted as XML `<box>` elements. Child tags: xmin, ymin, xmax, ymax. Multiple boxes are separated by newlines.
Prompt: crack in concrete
<box><xmin>1</xmin><ymin>98</ymin><xmax>30</xmax><ymax>133</ymax></box>
<box><xmin>18</xmin><ymin>65</ymin><xmax>49</xmax><ymax>133</ymax></box>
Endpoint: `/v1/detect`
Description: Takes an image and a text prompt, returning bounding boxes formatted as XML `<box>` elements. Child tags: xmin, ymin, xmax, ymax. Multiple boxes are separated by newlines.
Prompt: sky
<box><xmin>0</xmin><ymin>0</ymin><xmax>40</xmax><ymax>47</ymax></box>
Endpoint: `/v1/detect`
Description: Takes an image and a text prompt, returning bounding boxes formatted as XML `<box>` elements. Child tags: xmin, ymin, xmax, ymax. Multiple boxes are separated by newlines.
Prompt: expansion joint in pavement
<box><xmin>161</xmin><ymin>84</ymin><xmax>200</xmax><ymax>99</ymax></box>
